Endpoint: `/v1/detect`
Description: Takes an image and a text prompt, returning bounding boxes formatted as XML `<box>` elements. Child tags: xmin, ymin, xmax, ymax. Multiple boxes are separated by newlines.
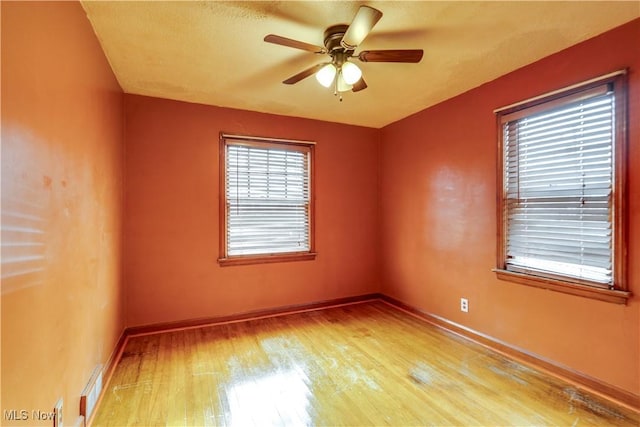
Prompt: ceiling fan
<box><xmin>264</xmin><ymin>5</ymin><xmax>423</xmax><ymax>99</ymax></box>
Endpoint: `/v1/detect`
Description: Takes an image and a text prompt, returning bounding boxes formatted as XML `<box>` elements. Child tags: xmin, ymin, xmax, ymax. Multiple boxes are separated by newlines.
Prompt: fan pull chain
<box><xmin>333</xmin><ymin>71</ymin><xmax>344</xmax><ymax>102</ymax></box>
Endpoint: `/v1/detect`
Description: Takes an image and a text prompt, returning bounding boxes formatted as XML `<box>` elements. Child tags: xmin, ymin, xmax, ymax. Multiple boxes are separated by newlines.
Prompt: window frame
<box><xmin>218</xmin><ymin>133</ymin><xmax>317</xmax><ymax>266</ymax></box>
<box><xmin>494</xmin><ymin>71</ymin><xmax>630</xmax><ymax>304</ymax></box>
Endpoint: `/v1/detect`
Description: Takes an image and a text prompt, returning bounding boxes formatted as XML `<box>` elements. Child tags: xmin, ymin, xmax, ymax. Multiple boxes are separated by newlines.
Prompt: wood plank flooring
<box><xmin>92</xmin><ymin>301</ymin><xmax>639</xmax><ymax>426</ymax></box>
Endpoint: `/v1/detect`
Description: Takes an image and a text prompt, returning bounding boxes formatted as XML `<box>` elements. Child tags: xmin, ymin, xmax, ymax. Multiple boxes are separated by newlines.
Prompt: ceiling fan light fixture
<box><xmin>315</xmin><ymin>63</ymin><xmax>336</xmax><ymax>88</ymax></box>
<box><xmin>336</xmin><ymin>72</ymin><xmax>353</xmax><ymax>92</ymax></box>
<box><xmin>266</xmin><ymin>5</ymin><xmax>424</xmax><ymax>96</ymax></box>
<box><xmin>341</xmin><ymin>61</ymin><xmax>362</xmax><ymax>85</ymax></box>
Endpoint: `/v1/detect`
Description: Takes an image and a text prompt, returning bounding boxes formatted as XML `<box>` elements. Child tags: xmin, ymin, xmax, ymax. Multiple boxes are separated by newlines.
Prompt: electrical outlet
<box><xmin>54</xmin><ymin>398</ymin><xmax>63</xmax><ymax>427</ymax></box>
<box><xmin>460</xmin><ymin>298</ymin><xmax>469</xmax><ymax>313</ymax></box>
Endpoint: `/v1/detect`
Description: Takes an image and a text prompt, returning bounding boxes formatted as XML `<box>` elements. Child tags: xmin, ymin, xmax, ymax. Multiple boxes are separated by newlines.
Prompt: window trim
<box><xmin>218</xmin><ymin>133</ymin><xmax>317</xmax><ymax>266</ymax></box>
<box><xmin>494</xmin><ymin>71</ymin><xmax>630</xmax><ymax>304</ymax></box>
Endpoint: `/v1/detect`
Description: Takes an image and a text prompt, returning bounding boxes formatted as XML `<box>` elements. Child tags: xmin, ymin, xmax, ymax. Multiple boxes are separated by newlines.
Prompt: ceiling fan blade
<box><xmin>352</xmin><ymin>78</ymin><xmax>368</xmax><ymax>92</ymax></box>
<box><xmin>357</xmin><ymin>50</ymin><xmax>424</xmax><ymax>63</ymax></box>
<box><xmin>283</xmin><ymin>63</ymin><xmax>326</xmax><ymax>85</ymax></box>
<box><xmin>264</xmin><ymin>34</ymin><xmax>326</xmax><ymax>54</ymax></box>
<box><xmin>341</xmin><ymin>5</ymin><xmax>383</xmax><ymax>50</ymax></box>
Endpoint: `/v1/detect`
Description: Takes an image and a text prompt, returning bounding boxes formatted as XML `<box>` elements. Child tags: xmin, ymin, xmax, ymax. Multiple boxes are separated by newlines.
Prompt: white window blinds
<box><xmin>225</xmin><ymin>140</ymin><xmax>311</xmax><ymax>257</ymax></box>
<box><xmin>502</xmin><ymin>84</ymin><xmax>615</xmax><ymax>287</ymax></box>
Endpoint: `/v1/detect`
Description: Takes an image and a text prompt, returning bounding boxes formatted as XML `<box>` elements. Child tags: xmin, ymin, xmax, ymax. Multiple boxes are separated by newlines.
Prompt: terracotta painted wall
<box><xmin>1</xmin><ymin>2</ymin><xmax>124</xmax><ymax>424</ymax></box>
<box><xmin>124</xmin><ymin>95</ymin><xmax>379</xmax><ymax>327</ymax></box>
<box><xmin>379</xmin><ymin>19</ymin><xmax>640</xmax><ymax>396</ymax></box>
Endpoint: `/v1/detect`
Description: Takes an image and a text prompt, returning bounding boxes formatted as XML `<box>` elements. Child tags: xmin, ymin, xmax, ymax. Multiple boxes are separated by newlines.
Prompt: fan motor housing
<box><xmin>323</xmin><ymin>24</ymin><xmax>349</xmax><ymax>52</ymax></box>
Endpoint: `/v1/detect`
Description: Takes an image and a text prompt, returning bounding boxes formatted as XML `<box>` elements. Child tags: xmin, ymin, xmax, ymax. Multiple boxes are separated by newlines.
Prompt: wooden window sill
<box><xmin>218</xmin><ymin>252</ymin><xmax>317</xmax><ymax>266</ymax></box>
<box><xmin>493</xmin><ymin>269</ymin><xmax>631</xmax><ymax>304</ymax></box>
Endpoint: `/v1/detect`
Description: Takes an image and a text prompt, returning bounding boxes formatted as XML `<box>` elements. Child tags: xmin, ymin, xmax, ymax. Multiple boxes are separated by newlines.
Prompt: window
<box><xmin>495</xmin><ymin>71</ymin><xmax>629</xmax><ymax>304</ymax></box>
<box><xmin>219</xmin><ymin>134</ymin><xmax>316</xmax><ymax>265</ymax></box>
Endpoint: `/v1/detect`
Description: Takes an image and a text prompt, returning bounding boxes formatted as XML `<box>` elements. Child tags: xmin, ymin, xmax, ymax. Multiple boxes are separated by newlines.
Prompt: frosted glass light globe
<box><xmin>341</xmin><ymin>61</ymin><xmax>362</xmax><ymax>85</ymax></box>
<box><xmin>336</xmin><ymin>73</ymin><xmax>353</xmax><ymax>92</ymax></box>
<box><xmin>315</xmin><ymin>63</ymin><xmax>337</xmax><ymax>88</ymax></box>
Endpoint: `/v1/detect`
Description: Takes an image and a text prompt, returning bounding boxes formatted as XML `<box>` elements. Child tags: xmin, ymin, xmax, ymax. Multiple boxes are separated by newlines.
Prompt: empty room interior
<box><xmin>2</xmin><ymin>1</ymin><xmax>640</xmax><ymax>426</ymax></box>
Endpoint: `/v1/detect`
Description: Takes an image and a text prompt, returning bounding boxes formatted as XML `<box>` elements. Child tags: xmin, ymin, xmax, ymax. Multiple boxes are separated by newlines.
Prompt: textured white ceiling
<box><xmin>81</xmin><ymin>1</ymin><xmax>639</xmax><ymax>128</ymax></box>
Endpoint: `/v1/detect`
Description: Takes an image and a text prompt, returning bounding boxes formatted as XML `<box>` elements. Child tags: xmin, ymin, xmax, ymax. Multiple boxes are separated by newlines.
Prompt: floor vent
<box><xmin>79</xmin><ymin>366</ymin><xmax>103</xmax><ymax>425</ymax></box>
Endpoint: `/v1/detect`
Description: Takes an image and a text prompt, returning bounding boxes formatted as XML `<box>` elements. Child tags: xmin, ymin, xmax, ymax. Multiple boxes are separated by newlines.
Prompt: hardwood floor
<box><xmin>92</xmin><ymin>301</ymin><xmax>639</xmax><ymax>426</ymax></box>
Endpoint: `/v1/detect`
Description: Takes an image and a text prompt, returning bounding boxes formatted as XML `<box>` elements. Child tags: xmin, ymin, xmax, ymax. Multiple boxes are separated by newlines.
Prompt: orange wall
<box><xmin>1</xmin><ymin>2</ymin><xmax>124</xmax><ymax>424</ymax></box>
<box><xmin>379</xmin><ymin>19</ymin><xmax>640</xmax><ymax>396</ymax></box>
<box><xmin>123</xmin><ymin>95</ymin><xmax>380</xmax><ymax>327</ymax></box>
